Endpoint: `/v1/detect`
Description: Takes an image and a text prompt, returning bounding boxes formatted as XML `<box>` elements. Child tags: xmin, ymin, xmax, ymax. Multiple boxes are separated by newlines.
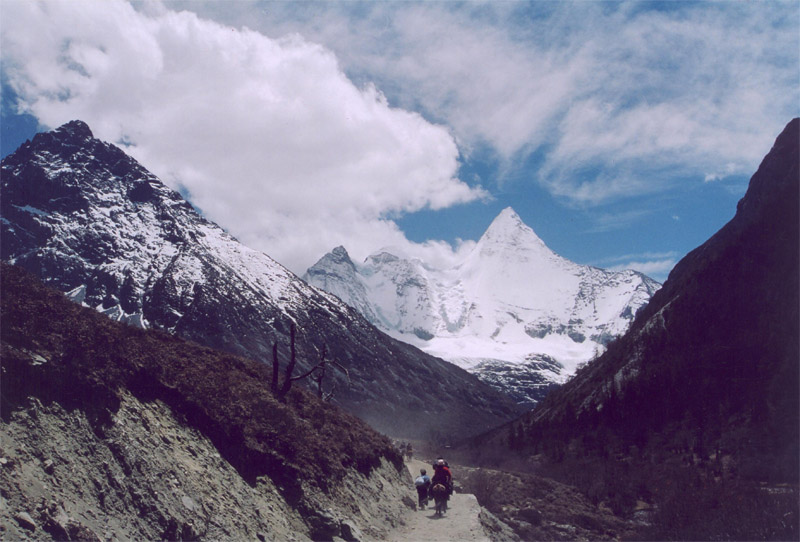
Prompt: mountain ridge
<box><xmin>456</xmin><ymin>117</ymin><xmax>800</xmax><ymax>542</ymax></box>
<box><xmin>0</xmin><ymin>120</ymin><xmax>522</xmax><ymax>440</ymax></box>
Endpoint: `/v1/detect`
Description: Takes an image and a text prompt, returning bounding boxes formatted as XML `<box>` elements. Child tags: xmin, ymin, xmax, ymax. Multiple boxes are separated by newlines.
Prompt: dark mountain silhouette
<box><xmin>509</xmin><ymin>117</ymin><xmax>799</xmax><ymax>474</ymax></box>
<box><xmin>467</xmin><ymin>119</ymin><xmax>799</xmax><ymax>539</ymax></box>
<box><xmin>0</xmin><ymin>121</ymin><xmax>522</xmax><ymax>440</ymax></box>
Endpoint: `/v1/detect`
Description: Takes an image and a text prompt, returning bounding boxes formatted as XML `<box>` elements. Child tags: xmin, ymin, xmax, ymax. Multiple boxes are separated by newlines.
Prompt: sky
<box><xmin>1</xmin><ymin>1</ymin><xmax>798</xmax><ymax>282</ymax></box>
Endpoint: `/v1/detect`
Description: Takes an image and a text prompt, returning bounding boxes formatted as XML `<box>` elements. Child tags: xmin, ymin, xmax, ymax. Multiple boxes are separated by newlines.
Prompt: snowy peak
<box><xmin>302</xmin><ymin>245</ymin><xmax>381</xmax><ymax>323</ymax></box>
<box><xmin>479</xmin><ymin>207</ymin><xmax>546</xmax><ymax>250</ymax></box>
<box><xmin>303</xmin><ymin>245</ymin><xmax>358</xmax><ymax>288</ymax></box>
<box><xmin>316</xmin><ymin>245</ymin><xmax>357</xmax><ymax>273</ymax></box>
<box><xmin>306</xmin><ymin>208</ymin><xmax>661</xmax><ymax>405</ymax></box>
<box><xmin>473</xmin><ymin>207</ymin><xmax>560</xmax><ymax>268</ymax></box>
<box><xmin>29</xmin><ymin>120</ymin><xmax>97</xmax><ymax>157</ymax></box>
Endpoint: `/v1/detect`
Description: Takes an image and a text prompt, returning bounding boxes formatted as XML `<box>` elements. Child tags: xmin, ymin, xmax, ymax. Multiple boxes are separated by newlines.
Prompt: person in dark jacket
<box><xmin>414</xmin><ymin>468</ymin><xmax>431</xmax><ymax>510</ymax></box>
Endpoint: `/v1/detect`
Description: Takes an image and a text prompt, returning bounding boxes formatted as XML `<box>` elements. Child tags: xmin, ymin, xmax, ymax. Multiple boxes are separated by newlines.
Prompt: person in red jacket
<box><xmin>430</xmin><ymin>458</ymin><xmax>453</xmax><ymax>500</ymax></box>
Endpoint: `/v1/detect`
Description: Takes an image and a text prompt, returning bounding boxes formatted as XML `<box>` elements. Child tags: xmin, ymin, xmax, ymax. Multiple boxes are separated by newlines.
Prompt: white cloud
<box><xmin>704</xmin><ymin>163</ymin><xmax>740</xmax><ymax>183</ymax></box>
<box><xmin>0</xmin><ymin>0</ymin><xmax>487</xmax><ymax>273</ymax></box>
<box><xmin>600</xmin><ymin>251</ymin><xmax>681</xmax><ymax>282</ymax></box>
<box><xmin>607</xmin><ymin>258</ymin><xmax>677</xmax><ymax>282</ymax></box>
<box><xmin>221</xmin><ymin>2</ymin><xmax>798</xmax><ymax>205</ymax></box>
<box><xmin>2</xmin><ymin>1</ymin><xmax>797</xmax><ymax>273</ymax></box>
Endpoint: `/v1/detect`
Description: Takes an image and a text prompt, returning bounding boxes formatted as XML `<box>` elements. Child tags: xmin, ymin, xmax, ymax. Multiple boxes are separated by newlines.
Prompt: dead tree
<box><xmin>271</xmin><ymin>341</ymin><xmax>279</xmax><ymax>393</ymax></box>
<box><xmin>272</xmin><ymin>323</ymin><xmax>349</xmax><ymax>400</ymax></box>
<box><xmin>309</xmin><ymin>345</ymin><xmax>349</xmax><ymax>401</ymax></box>
<box><xmin>277</xmin><ymin>324</ymin><xmax>298</xmax><ymax>397</ymax></box>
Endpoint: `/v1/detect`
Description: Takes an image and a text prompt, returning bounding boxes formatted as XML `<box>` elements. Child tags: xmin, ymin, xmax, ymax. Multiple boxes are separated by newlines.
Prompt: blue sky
<box><xmin>2</xmin><ymin>1</ymin><xmax>798</xmax><ymax>281</ymax></box>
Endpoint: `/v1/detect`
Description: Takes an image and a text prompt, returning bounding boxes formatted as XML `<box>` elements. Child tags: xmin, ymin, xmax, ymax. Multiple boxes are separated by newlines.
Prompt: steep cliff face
<box><xmin>0</xmin><ymin>264</ymin><xmax>414</xmax><ymax>541</ymax></box>
<box><xmin>0</xmin><ymin>121</ymin><xmax>522</xmax><ymax>440</ymax></box>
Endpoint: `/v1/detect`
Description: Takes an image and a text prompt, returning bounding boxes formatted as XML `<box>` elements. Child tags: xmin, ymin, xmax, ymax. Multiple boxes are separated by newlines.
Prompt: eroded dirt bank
<box><xmin>0</xmin><ymin>395</ymin><xmax>418</xmax><ymax>541</ymax></box>
<box><xmin>0</xmin><ymin>263</ymin><xmax>418</xmax><ymax>541</ymax></box>
<box><xmin>1</xmin><ymin>391</ymin><xmax>416</xmax><ymax>541</ymax></box>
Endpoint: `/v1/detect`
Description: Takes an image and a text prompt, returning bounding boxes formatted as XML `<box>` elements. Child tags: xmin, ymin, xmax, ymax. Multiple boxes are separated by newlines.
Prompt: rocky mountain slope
<box><xmin>482</xmin><ymin>118</ymin><xmax>799</xmax><ymax>486</ymax></box>
<box><xmin>305</xmin><ymin>209</ymin><xmax>660</xmax><ymax>405</ymax></box>
<box><xmin>0</xmin><ymin>263</ymin><xmax>416</xmax><ymax>541</ymax></box>
<box><xmin>0</xmin><ymin>121</ymin><xmax>522</xmax><ymax>440</ymax></box>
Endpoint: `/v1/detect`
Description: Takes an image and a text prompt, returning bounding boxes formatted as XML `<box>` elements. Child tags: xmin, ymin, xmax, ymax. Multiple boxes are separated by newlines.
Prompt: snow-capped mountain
<box><xmin>0</xmin><ymin>120</ymin><xmax>522</xmax><ymax>438</ymax></box>
<box><xmin>305</xmin><ymin>208</ymin><xmax>660</xmax><ymax>404</ymax></box>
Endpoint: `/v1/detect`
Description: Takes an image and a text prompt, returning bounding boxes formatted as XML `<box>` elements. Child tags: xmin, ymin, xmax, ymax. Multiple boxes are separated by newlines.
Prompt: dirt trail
<box><xmin>385</xmin><ymin>459</ymin><xmax>490</xmax><ymax>542</ymax></box>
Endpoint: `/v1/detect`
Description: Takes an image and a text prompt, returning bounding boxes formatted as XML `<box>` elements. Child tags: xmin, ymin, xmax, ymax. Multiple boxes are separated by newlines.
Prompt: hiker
<box><xmin>432</xmin><ymin>456</ymin><xmax>449</xmax><ymax>469</ymax></box>
<box><xmin>414</xmin><ymin>468</ymin><xmax>431</xmax><ymax>510</ymax></box>
<box><xmin>430</xmin><ymin>458</ymin><xmax>453</xmax><ymax>500</ymax></box>
<box><xmin>405</xmin><ymin>443</ymin><xmax>413</xmax><ymax>461</ymax></box>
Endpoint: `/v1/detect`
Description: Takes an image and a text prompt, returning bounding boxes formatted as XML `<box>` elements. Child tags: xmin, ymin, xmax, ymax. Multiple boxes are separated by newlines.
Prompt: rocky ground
<box><xmin>0</xmin><ymin>265</ymin><xmax>643</xmax><ymax>542</ymax></box>
<box><xmin>0</xmin><ymin>390</ymin><xmax>416</xmax><ymax>541</ymax></box>
<box><xmin>457</xmin><ymin>463</ymin><xmax>639</xmax><ymax>541</ymax></box>
<box><xmin>0</xmin><ymin>386</ymin><xmax>633</xmax><ymax>542</ymax></box>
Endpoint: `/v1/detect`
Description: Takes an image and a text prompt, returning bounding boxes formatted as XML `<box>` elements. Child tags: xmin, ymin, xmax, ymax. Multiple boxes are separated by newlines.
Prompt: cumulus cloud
<box><xmin>228</xmin><ymin>2</ymin><xmax>798</xmax><ymax>205</ymax></box>
<box><xmin>3</xmin><ymin>1</ymin><xmax>797</xmax><ymax>274</ymax></box>
<box><xmin>0</xmin><ymin>0</ymin><xmax>487</xmax><ymax>273</ymax></box>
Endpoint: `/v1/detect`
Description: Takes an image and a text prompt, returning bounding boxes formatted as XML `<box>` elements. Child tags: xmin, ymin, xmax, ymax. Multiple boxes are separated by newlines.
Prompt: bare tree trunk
<box><xmin>271</xmin><ymin>341</ymin><xmax>279</xmax><ymax>393</ymax></box>
<box><xmin>315</xmin><ymin>362</ymin><xmax>326</xmax><ymax>399</ymax></box>
<box><xmin>278</xmin><ymin>324</ymin><xmax>297</xmax><ymax>397</ymax></box>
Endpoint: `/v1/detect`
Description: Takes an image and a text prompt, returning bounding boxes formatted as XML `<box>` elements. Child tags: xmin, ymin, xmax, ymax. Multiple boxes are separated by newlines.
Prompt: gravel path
<box><xmin>385</xmin><ymin>459</ymin><xmax>490</xmax><ymax>542</ymax></box>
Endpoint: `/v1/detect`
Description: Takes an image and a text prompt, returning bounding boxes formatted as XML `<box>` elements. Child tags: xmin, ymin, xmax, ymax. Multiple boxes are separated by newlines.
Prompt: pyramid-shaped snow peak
<box><xmin>478</xmin><ymin>207</ymin><xmax>548</xmax><ymax>251</ymax></box>
<box><xmin>306</xmin><ymin>208</ymin><xmax>661</xmax><ymax>405</ymax></box>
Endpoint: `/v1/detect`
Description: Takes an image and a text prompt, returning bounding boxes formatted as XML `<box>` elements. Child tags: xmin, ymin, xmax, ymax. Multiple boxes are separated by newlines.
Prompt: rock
<box><xmin>42</xmin><ymin>514</ymin><xmax>70</xmax><ymax>540</ymax></box>
<box><xmin>257</xmin><ymin>532</ymin><xmax>268</xmax><ymax>542</ymax></box>
<box><xmin>30</xmin><ymin>352</ymin><xmax>49</xmax><ymax>366</ymax></box>
<box><xmin>180</xmin><ymin>521</ymin><xmax>198</xmax><ymax>540</ymax></box>
<box><xmin>401</xmin><ymin>495</ymin><xmax>416</xmax><ymax>510</ymax></box>
<box><xmin>478</xmin><ymin>508</ymin><xmax>520</xmax><ymax>542</ymax></box>
<box><xmin>340</xmin><ymin>519</ymin><xmax>363</xmax><ymax>542</ymax></box>
<box><xmin>307</xmin><ymin>509</ymin><xmax>339</xmax><ymax>541</ymax></box>
<box><xmin>181</xmin><ymin>495</ymin><xmax>197</xmax><ymax>511</ymax></box>
<box><xmin>516</xmin><ymin>507</ymin><xmax>542</xmax><ymax>526</ymax></box>
<box><xmin>43</xmin><ymin>459</ymin><xmax>55</xmax><ymax>474</ymax></box>
<box><xmin>14</xmin><ymin>511</ymin><xmax>37</xmax><ymax>531</ymax></box>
